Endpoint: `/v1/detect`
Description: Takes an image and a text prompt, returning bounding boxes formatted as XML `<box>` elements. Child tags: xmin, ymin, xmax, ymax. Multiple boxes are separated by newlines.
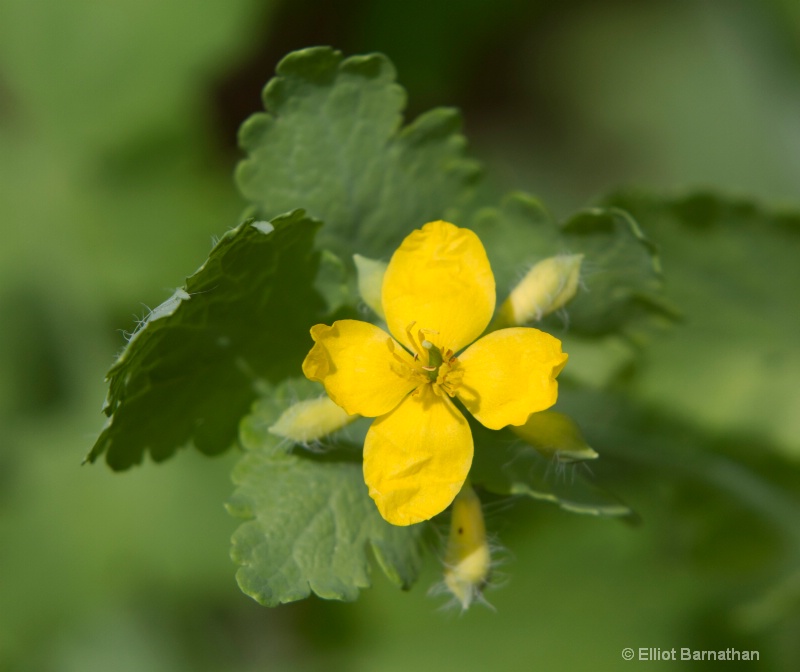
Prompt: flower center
<box><xmin>389</xmin><ymin>322</ymin><xmax>464</xmax><ymax>397</ymax></box>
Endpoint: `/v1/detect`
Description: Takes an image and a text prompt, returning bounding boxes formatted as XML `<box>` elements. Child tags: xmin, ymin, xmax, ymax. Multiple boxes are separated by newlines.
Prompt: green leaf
<box><xmin>314</xmin><ymin>249</ymin><xmax>353</xmax><ymax>314</ymax></box>
<box><xmin>471</xmin><ymin>193</ymin><xmax>670</xmax><ymax>337</ymax></box>
<box><xmin>87</xmin><ymin>210</ymin><xmax>326</xmax><ymax>469</ymax></box>
<box><xmin>469</xmin><ymin>418</ymin><xmax>633</xmax><ymax>519</ymax></box>
<box><xmin>554</xmin><ymin>334</ymin><xmax>638</xmax><ymax>390</ymax></box>
<box><xmin>469</xmin><ymin>193</ymin><xmax>557</xmax><ymax>295</ymax></box>
<box><xmin>510</xmin><ymin>411</ymin><xmax>599</xmax><ymax>463</ymax></box>
<box><xmin>0</xmin><ymin>0</ymin><xmax>260</xmax><ymax>152</ymax></box>
<box><xmin>469</xmin><ymin>192</ymin><xmax>672</xmax><ymax>390</ymax></box>
<box><xmin>558</xmin><ymin>206</ymin><xmax>673</xmax><ymax>336</ymax></box>
<box><xmin>555</xmin><ymin>386</ymin><xmax>800</xmax><ymax>565</ymax></box>
<box><xmin>602</xmin><ymin>190</ymin><xmax>800</xmax><ymax>458</ymax></box>
<box><xmin>236</xmin><ymin>47</ymin><xmax>482</xmax><ymax>258</ymax></box>
<box><xmin>228</xmin><ymin>382</ymin><xmax>424</xmax><ymax>606</ymax></box>
<box><xmin>0</xmin><ymin>0</ymin><xmax>262</xmax><ymax>315</ymax></box>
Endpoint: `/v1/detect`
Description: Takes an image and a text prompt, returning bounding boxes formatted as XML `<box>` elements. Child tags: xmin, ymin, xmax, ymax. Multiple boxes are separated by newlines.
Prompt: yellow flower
<box><xmin>302</xmin><ymin>221</ymin><xmax>568</xmax><ymax>526</ymax></box>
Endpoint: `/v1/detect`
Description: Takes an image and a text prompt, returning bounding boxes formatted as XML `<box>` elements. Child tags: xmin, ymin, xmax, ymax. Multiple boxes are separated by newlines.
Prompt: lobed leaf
<box><xmin>602</xmin><ymin>190</ymin><xmax>800</xmax><ymax>458</ymax></box>
<box><xmin>236</xmin><ymin>46</ymin><xmax>482</xmax><ymax>258</ymax></box>
<box><xmin>87</xmin><ymin>210</ymin><xmax>326</xmax><ymax>469</ymax></box>
<box><xmin>468</xmin><ymin>416</ymin><xmax>633</xmax><ymax>519</ymax></box>
<box><xmin>228</xmin><ymin>382</ymin><xmax>424</xmax><ymax>605</ymax></box>
<box><xmin>471</xmin><ymin>192</ymin><xmax>671</xmax><ymax>337</ymax></box>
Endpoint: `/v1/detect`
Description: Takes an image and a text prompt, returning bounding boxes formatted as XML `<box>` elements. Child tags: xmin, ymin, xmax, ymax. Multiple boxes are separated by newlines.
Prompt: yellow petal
<box><xmin>382</xmin><ymin>221</ymin><xmax>495</xmax><ymax>353</ymax></box>
<box><xmin>302</xmin><ymin>320</ymin><xmax>417</xmax><ymax>417</ymax></box>
<box><xmin>363</xmin><ymin>385</ymin><xmax>473</xmax><ymax>526</ymax></box>
<box><xmin>457</xmin><ymin>327</ymin><xmax>568</xmax><ymax>429</ymax></box>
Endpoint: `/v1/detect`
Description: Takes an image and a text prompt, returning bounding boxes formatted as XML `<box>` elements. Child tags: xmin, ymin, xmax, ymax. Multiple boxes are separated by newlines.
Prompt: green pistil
<box><xmin>422</xmin><ymin>342</ymin><xmax>444</xmax><ymax>382</ymax></box>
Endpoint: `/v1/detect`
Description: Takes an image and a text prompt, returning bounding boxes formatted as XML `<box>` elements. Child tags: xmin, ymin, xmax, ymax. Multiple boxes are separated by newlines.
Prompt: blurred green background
<box><xmin>2</xmin><ymin>0</ymin><xmax>800</xmax><ymax>670</ymax></box>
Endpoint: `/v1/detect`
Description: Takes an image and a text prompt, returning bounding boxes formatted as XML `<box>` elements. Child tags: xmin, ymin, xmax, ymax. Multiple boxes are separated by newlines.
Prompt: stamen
<box><xmin>405</xmin><ymin>321</ymin><xmax>422</xmax><ymax>357</ymax></box>
<box><xmin>399</xmin><ymin>323</ymin><xmax>463</xmax><ymax>391</ymax></box>
<box><xmin>387</xmin><ymin>338</ymin><xmax>428</xmax><ymax>384</ymax></box>
<box><xmin>392</xmin><ymin>351</ymin><xmax>413</xmax><ymax>369</ymax></box>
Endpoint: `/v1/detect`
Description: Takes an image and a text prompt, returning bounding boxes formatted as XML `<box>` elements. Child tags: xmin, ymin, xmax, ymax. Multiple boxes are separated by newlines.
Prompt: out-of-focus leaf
<box><xmin>314</xmin><ymin>250</ymin><xmax>352</xmax><ymax>314</ymax></box>
<box><xmin>557</xmin><ymin>206</ymin><xmax>673</xmax><ymax>335</ymax></box>
<box><xmin>87</xmin><ymin>210</ymin><xmax>325</xmax><ymax>469</ymax></box>
<box><xmin>469</xmin><ymin>418</ymin><xmax>632</xmax><ymax>519</ymax></box>
<box><xmin>511</xmin><ymin>411</ymin><xmax>598</xmax><ymax>463</ymax></box>
<box><xmin>735</xmin><ymin>570</ymin><xmax>800</xmax><ymax>632</ymax></box>
<box><xmin>236</xmin><ymin>46</ymin><xmax>482</xmax><ymax>258</ymax></box>
<box><xmin>0</xmin><ymin>0</ymin><xmax>263</xmax><ymax>151</ymax></box>
<box><xmin>471</xmin><ymin>193</ymin><xmax>671</xmax><ymax>336</ymax></box>
<box><xmin>0</xmin><ymin>289</ymin><xmax>68</xmax><ymax>416</ymax></box>
<box><xmin>469</xmin><ymin>193</ymin><xmax>556</xmax><ymax>294</ymax></box>
<box><xmin>470</xmin><ymin>192</ymin><xmax>672</xmax><ymax>389</ymax></box>
<box><xmin>228</xmin><ymin>381</ymin><xmax>424</xmax><ymax>606</ymax></box>
<box><xmin>556</xmin><ymin>385</ymin><xmax>800</xmax><ymax>561</ymax></box>
<box><xmin>603</xmin><ymin>190</ymin><xmax>800</xmax><ymax>458</ymax></box>
<box><xmin>0</xmin><ymin>0</ymin><xmax>267</xmax><ymax>328</ymax></box>
<box><xmin>555</xmin><ymin>334</ymin><xmax>638</xmax><ymax>389</ymax></box>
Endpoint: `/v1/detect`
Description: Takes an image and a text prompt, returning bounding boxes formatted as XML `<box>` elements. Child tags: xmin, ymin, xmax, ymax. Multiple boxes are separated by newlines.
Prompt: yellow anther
<box><xmin>405</xmin><ymin>321</ymin><xmax>422</xmax><ymax>356</ymax></box>
<box><xmin>397</xmin><ymin>322</ymin><xmax>464</xmax><ymax>391</ymax></box>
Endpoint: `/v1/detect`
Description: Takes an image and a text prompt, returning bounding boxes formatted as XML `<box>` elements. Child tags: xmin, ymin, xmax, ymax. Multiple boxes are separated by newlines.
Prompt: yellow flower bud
<box><xmin>498</xmin><ymin>254</ymin><xmax>583</xmax><ymax>325</ymax></box>
<box><xmin>353</xmin><ymin>254</ymin><xmax>387</xmax><ymax>319</ymax></box>
<box><xmin>443</xmin><ymin>484</ymin><xmax>491</xmax><ymax>610</ymax></box>
<box><xmin>511</xmin><ymin>411</ymin><xmax>598</xmax><ymax>463</ymax></box>
<box><xmin>268</xmin><ymin>395</ymin><xmax>357</xmax><ymax>443</ymax></box>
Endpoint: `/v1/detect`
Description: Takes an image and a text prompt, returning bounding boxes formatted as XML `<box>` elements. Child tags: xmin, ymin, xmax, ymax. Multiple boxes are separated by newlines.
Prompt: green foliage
<box><xmin>85</xmin><ymin>47</ymin><xmax>677</xmax><ymax>611</ymax></box>
<box><xmin>0</xmin><ymin>0</ymin><xmax>260</xmax><ymax>148</ymax></box>
<box><xmin>236</xmin><ymin>46</ymin><xmax>481</xmax><ymax>258</ymax></box>
<box><xmin>0</xmin><ymin>0</ymin><xmax>258</xmax><ymax>306</ymax></box>
<box><xmin>471</xmin><ymin>193</ymin><xmax>670</xmax><ymax>336</ymax></box>
<box><xmin>228</xmin><ymin>381</ymin><xmax>424</xmax><ymax>605</ymax></box>
<box><xmin>603</xmin><ymin>190</ymin><xmax>800</xmax><ymax>458</ymax></box>
<box><xmin>468</xmin><ymin>416</ymin><xmax>633</xmax><ymax>519</ymax></box>
<box><xmin>471</xmin><ymin>192</ymin><xmax>672</xmax><ymax>389</ymax></box>
<box><xmin>89</xmin><ymin>47</ymin><xmax>676</xmax><ymax>476</ymax></box>
<box><xmin>7</xmin><ymin>1</ymin><xmax>800</xmax><ymax>669</ymax></box>
<box><xmin>511</xmin><ymin>411</ymin><xmax>598</xmax><ymax>463</ymax></box>
<box><xmin>557</xmin><ymin>206</ymin><xmax>672</xmax><ymax>336</ymax></box>
<box><xmin>87</xmin><ymin>211</ymin><xmax>325</xmax><ymax>469</ymax></box>
<box><xmin>83</xmin><ymin>42</ymin><xmax>800</xmax><ymax>630</ymax></box>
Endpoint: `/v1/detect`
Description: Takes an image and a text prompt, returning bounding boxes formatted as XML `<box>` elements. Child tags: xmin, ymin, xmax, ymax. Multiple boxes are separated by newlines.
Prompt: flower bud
<box><xmin>353</xmin><ymin>254</ymin><xmax>387</xmax><ymax>319</ymax></box>
<box><xmin>498</xmin><ymin>254</ymin><xmax>583</xmax><ymax>325</ymax></box>
<box><xmin>268</xmin><ymin>395</ymin><xmax>357</xmax><ymax>443</ymax></box>
<box><xmin>511</xmin><ymin>410</ymin><xmax>598</xmax><ymax>463</ymax></box>
<box><xmin>443</xmin><ymin>484</ymin><xmax>491</xmax><ymax>610</ymax></box>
